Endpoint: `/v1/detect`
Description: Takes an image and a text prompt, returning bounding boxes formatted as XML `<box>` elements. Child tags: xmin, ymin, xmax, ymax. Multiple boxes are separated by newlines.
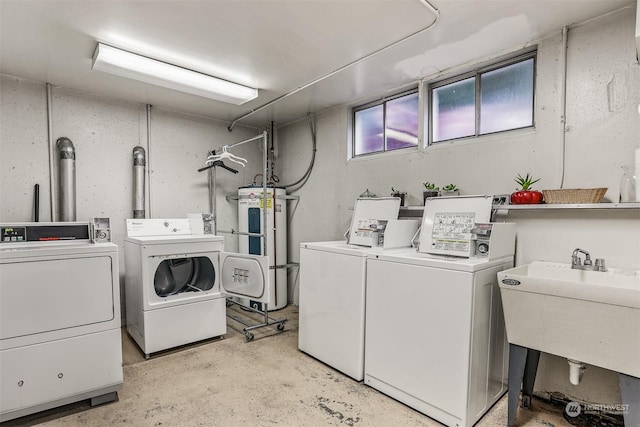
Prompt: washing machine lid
<box><xmin>300</xmin><ymin>240</ymin><xmax>372</xmax><ymax>257</ymax></box>
<box><xmin>220</xmin><ymin>252</ymin><xmax>270</xmax><ymax>304</ymax></box>
<box><xmin>368</xmin><ymin>250</ymin><xmax>513</xmax><ymax>272</ymax></box>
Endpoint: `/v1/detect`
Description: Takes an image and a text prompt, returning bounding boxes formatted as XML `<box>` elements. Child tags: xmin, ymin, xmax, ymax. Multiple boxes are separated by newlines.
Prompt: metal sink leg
<box><xmin>620</xmin><ymin>373</ymin><xmax>640</xmax><ymax>427</ymax></box>
<box><xmin>522</xmin><ymin>349</ymin><xmax>541</xmax><ymax>408</ymax></box>
<box><xmin>508</xmin><ymin>344</ymin><xmax>541</xmax><ymax>426</ymax></box>
<box><xmin>508</xmin><ymin>344</ymin><xmax>527</xmax><ymax>426</ymax></box>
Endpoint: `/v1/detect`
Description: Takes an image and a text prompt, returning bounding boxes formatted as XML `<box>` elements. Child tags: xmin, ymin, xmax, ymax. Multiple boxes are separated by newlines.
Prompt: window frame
<box><xmin>428</xmin><ymin>50</ymin><xmax>537</xmax><ymax>145</ymax></box>
<box><xmin>351</xmin><ymin>87</ymin><xmax>420</xmax><ymax>158</ymax></box>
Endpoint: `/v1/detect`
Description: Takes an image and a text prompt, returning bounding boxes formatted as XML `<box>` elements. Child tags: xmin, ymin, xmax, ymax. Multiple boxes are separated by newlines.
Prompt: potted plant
<box><xmin>391</xmin><ymin>187</ymin><xmax>407</xmax><ymax>206</ymax></box>
<box><xmin>441</xmin><ymin>183</ymin><xmax>459</xmax><ymax>197</ymax></box>
<box><xmin>511</xmin><ymin>173</ymin><xmax>543</xmax><ymax>204</ymax></box>
<box><xmin>423</xmin><ymin>182</ymin><xmax>439</xmax><ymax>203</ymax></box>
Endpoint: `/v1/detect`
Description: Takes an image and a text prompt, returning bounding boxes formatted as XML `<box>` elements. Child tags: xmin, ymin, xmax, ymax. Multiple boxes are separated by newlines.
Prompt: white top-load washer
<box><xmin>0</xmin><ymin>221</ymin><xmax>123</xmax><ymax>422</ymax></box>
<box><xmin>124</xmin><ymin>219</ymin><xmax>270</xmax><ymax>357</ymax></box>
<box><xmin>298</xmin><ymin>198</ymin><xmax>420</xmax><ymax>381</ymax></box>
<box><xmin>364</xmin><ymin>196</ymin><xmax>516</xmax><ymax>427</ymax></box>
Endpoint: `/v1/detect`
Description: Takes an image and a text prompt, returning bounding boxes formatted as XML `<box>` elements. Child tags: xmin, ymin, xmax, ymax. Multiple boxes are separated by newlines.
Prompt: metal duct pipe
<box><xmin>56</xmin><ymin>137</ymin><xmax>76</xmax><ymax>221</ymax></box>
<box><xmin>132</xmin><ymin>146</ymin><xmax>146</xmax><ymax>218</ymax></box>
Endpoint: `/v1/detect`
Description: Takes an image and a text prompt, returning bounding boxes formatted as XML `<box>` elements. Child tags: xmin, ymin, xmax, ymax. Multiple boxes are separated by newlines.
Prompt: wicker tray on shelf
<box><xmin>542</xmin><ymin>188</ymin><xmax>607</xmax><ymax>204</ymax></box>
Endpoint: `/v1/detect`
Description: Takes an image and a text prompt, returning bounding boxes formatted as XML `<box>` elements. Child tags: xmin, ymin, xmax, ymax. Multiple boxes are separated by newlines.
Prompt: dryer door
<box><xmin>219</xmin><ymin>252</ymin><xmax>270</xmax><ymax>304</ymax></box>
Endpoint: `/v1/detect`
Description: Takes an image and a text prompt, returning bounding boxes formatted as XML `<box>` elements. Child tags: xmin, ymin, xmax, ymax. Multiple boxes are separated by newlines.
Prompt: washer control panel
<box><xmin>1</xmin><ymin>226</ymin><xmax>26</xmax><ymax>243</ymax></box>
<box><xmin>0</xmin><ymin>223</ymin><xmax>90</xmax><ymax>243</ymax></box>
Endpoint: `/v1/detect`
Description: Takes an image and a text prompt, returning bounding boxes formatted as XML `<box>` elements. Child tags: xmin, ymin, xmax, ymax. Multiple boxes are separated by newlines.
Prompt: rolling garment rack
<box><xmin>198</xmin><ymin>131</ymin><xmax>287</xmax><ymax>340</ymax></box>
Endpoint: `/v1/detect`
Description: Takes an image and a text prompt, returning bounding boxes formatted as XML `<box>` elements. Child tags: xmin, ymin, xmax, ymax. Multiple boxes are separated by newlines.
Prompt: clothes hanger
<box><xmin>205</xmin><ymin>147</ymin><xmax>247</xmax><ymax>167</ymax></box>
<box><xmin>221</xmin><ymin>146</ymin><xmax>248</xmax><ymax>166</ymax></box>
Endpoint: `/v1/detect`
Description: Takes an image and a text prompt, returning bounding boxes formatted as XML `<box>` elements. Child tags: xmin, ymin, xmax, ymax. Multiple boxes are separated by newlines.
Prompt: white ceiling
<box><xmin>0</xmin><ymin>0</ymin><xmax>633</xmax><ymax>130</ymax></box>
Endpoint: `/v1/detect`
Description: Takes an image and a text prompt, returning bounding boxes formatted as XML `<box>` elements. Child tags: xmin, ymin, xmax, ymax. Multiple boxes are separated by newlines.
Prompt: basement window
<box><xmin>430</xmin><ymin>52</ymin><xmax>536</xmax><ymax>144</ymax></box>
<box><xmin>352</xmin><ymin>89</ymin><xmax>419</xmax><ymax>157</ymax></box>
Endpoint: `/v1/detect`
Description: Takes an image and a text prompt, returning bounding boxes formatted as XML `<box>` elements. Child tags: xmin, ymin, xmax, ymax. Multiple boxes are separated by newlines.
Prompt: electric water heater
<box><xmin>237</xmin><ymin>185</ymin><xmax>287</xmax><ymax>310</ymax></box>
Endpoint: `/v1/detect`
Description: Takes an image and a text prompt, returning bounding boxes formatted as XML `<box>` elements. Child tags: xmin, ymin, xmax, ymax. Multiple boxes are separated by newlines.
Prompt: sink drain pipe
<box><xmin>568</xmin><ymin>359</ymin><xmax>586</xmax><ymax>385</ymax></box>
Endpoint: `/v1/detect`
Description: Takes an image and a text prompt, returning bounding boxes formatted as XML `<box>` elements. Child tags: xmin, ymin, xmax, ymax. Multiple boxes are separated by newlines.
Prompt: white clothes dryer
<box><xmin>125</xmin><ymin>219</ymin><xmax>270</xmax><ymax>357</ymax></box>
<box><xmin>0</xmin><ymin>222</ymin><xmax>122</xmax><ymax>422</ymax></box>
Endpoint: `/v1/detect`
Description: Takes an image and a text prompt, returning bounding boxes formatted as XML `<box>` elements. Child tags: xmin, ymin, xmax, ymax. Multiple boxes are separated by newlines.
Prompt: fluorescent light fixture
<box><xmin>92</xmin><ymin>43</ymin><xmax>258</xmax><ymax>105</ymax></box>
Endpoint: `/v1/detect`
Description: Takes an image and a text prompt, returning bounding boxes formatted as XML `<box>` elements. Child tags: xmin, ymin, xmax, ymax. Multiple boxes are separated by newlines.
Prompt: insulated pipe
<box><xmin>133</xmin><ymin>146</ymin><xmax>146</xmax><ymax>218</ymax></box>
<box><xmin>56</xmin><ymin>137</ymin><xmax>76</xmax><ymax>221</ymax></box>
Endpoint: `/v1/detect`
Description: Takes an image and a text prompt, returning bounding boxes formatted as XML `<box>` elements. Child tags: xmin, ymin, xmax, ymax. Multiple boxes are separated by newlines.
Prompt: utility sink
<box><xmin>498</xmin><ymin>261</ymin><xmax>640</xmax><ymax>377</ymax></box>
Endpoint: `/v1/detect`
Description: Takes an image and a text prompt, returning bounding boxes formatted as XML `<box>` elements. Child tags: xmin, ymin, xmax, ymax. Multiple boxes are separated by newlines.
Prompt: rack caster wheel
<box><xmin>245</xmin><ymin>332</ymin><xmax>254</xmax><ymax>341</ymax></box>
<box><xmin>277</xmin><ymin>323</ymin><xmax>285</xmax><ymax>331</ymax></box>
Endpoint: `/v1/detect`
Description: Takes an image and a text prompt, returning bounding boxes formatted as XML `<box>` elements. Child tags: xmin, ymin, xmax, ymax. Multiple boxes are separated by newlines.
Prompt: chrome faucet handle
<box><xmin>595</xmin><ymin>258</ymin><xmax>607</xmax><ymax>272</ymax></box>
<box><xmin>583</xmin><ymin>254</ymin><xmax>593</xmax><ymax>266</ymax></box>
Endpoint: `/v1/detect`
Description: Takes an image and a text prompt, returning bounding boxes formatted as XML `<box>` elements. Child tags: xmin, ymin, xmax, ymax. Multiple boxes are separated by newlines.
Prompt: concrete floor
<box><xmin>4</xmin><ymin>305</ymin><xmax>572</xmax><ymax>427</ymax></box>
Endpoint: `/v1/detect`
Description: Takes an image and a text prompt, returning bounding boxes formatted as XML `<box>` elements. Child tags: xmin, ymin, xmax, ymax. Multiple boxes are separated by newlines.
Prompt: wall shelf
<box><xmin>494</xmin><ymin>202</ymin><xmax>640</xmax><ymax>210</ymax></box>
<box><xmin>399</xmin><ymin>202</ymin><xmax>640</xmax><ymax>214</ymax></box>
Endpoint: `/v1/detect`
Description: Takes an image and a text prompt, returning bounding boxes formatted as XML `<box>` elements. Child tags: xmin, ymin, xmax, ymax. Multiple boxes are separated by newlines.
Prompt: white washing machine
<box><xmin>363</xmin><ymin>196</ymin><xmax>516</xmax><ymax>427</ymax></box>
<box><xmin>298</xmin><ymin>197</ymin><xmax>420</xmax><ymax>381</ymax></box>
<box><xmin>0</xmin><ymin>221</ymin><xmax>123</xmax><ymax>422</ymax></box>
<box><xmin>124</xmin><ymin>219</ymin><xmax>270</xmax><ymax>357</ymax></box>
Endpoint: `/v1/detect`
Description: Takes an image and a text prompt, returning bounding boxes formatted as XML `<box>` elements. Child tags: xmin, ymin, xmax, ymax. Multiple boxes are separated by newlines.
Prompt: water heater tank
<box><xmin>237</xmin><ymin>185</ymin><xmax>287</xmax><ymax>310</ymax></box>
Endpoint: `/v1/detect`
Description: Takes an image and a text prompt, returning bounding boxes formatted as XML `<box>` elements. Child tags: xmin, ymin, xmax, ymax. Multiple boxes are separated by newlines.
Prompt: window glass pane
<box><xmin>432</xmin><ymin>77</ymin><xmax>475</xmax><ymax>142</ymax></box>
<box><xmin>385</xmin><ymin>92</ymin><xmax>419</xmax><ymax>151</ymax></box>
<box><xmin>354</xmin><ymin>105</ymin><xmax>383</xmax><ymax>155</ymax></box>
<box><xmin>480</xmin><ymin>58</ymin><xmax>534</xmax><ymax>134</ymax></box>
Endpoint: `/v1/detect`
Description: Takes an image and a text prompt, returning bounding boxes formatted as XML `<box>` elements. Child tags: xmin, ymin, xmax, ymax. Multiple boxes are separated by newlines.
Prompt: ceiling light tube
<box><xmin>92</xmin><ymin>43</ymin><xmax>258</xmax><ymax>105</ymax></box>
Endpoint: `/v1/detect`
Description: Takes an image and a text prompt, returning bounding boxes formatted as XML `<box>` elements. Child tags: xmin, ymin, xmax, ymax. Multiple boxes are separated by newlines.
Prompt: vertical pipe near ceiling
<box><xmin>146</xmin><ymin>104</ymin><xmax>153</xmax><ymax>217</ymax></box>
<box><xmin>213</xmin><ymin>166</ymin><xmax>218</xmax><ymax>234</ymax></box>
<box><xmin>559</xmin><ymin>26</ymin><xmax>569</xmax><ymax>189</ymax></box>
<box><xmin>57</xmin><ymin>137</ymin><xmax>76</xmax><ymax>221</ymax></box>
<box><xmin>132</xmin><ymin>146</ymin><xmax>146</xmax><ymax>218</ymax></box>
<box><xmin>207</xmin><ymin>154</ymin><xmax>213</xmax><ymax>214</ymax></box>
<box><xmin>46</xmin><ymin>83</ymin><xmax>56</xmax><ymax>221</ymax></box>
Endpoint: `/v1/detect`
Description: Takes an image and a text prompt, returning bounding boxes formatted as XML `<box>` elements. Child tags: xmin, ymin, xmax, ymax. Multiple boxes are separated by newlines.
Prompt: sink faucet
<box><xmin>571</xmin><ymin>248</ymin><xmax>607</xmax><ymax>272</ymax></box>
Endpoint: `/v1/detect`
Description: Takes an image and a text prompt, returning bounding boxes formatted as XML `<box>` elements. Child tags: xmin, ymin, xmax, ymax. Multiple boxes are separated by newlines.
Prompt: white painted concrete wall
<box><xmin>277</xmin><ymin>8</ymin><xmax>640</xmax><ymax>406</ymax></box>
<box><xmin>0</xmin><ymin>77</ymin><xmax>263</xmax><ymax>318</ymax></box>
